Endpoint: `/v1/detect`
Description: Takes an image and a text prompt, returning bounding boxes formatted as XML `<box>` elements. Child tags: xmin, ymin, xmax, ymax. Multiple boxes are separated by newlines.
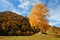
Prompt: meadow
<box><xmin>0</xmin><ymin>32</ymin><xmax>60</xmax><ymax>40</ymax></box>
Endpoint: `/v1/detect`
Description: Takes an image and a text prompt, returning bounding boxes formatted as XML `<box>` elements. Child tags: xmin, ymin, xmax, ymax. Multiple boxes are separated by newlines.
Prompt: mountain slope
<box><xmin>0</xmin><ymin>11</ymin><xmax>40</xmax><ymax>36</ymax></box>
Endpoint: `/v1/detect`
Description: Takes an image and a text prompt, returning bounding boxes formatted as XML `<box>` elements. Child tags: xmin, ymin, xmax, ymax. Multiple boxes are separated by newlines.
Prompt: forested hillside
<box><xmin>0</xmin><ymin>11</ymin><xmax>40</xmax><ymax>36</ymax></box>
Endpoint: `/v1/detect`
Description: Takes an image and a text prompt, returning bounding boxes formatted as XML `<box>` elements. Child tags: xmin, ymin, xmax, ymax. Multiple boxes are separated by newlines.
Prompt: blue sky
<box><xmin>0</xmin><ymin>0</ymin><xmax>60</xmax><ymax>27</ymax></box>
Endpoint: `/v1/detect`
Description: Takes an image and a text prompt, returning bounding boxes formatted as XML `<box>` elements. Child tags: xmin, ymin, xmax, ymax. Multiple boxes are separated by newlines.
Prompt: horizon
<box><xmin>0</xmin><ymin>0</ymin><xmax>60</xmax><ymax>27</ymax></box>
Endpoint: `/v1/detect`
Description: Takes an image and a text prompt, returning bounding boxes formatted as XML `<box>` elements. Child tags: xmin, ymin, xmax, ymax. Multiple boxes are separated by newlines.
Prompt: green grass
<box><xmin>0</xmin><ymin>32</ymin><xmax>60</xmax><ymax>40</ymax></box>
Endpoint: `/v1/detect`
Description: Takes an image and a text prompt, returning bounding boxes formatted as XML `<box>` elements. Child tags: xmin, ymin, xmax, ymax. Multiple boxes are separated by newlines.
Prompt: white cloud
<box><xmin>18</xmin><ymin>1</ymin><xmax>30</xmax><ymax>9</ymax></box>
<box><xmin>49</xmin><ymin>21</ymin><xmax>60</xmax><ymax>26</ymax></box>
<box><xmin>0</xmin><ymin>0</ymin><xmax>22</xmax><ymax>15</ymax></box>
<box><xmin>49</xmin><ymin>5</ymin><xmax>60</xmax><ymax>21</ymax></box>
<box><xmin>48</xmin><ymin>0</ymin><xmax>60</xmax><ymax>26</ymax></box>
<box><xmin>18</xmin><ymin>0</ymin><xmax>41</xmax><ymax>16</ymax></box>
<box><xmin>18</xmin><ymin>0</ymin><xmax>41</xmax><ymax>8</ymax></box>
<box><xmin>0</xmin><ymin>0</ymin><xmax>16</xmax><ymax>12</ymax></box>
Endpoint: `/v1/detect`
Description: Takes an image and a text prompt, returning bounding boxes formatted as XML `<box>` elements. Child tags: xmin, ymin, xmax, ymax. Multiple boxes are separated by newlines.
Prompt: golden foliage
<box><xmin>29</xmin><ymin>3</ymin><xmax>50</xmax><ymax>34</ymax></box>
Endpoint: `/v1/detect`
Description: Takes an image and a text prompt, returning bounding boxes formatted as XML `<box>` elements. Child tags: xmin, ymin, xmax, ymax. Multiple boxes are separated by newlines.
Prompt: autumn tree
<box><xmin>29</xmin><ymin>3</ymin><xmax>50</xmax><ymax>34</ymax></box>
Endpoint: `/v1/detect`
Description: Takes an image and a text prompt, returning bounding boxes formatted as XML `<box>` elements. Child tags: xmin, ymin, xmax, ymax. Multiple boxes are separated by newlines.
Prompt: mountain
<box><xmin>0</xmin><ymin>11</ymin><xmax>40</xmax><ymax>36</ymax></box>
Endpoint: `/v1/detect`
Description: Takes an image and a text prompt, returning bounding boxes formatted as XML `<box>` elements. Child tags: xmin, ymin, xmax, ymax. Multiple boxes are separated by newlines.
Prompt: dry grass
<box><xmin>0</xmin><ymin>32</ymin><xmax>60</xmax><ymax>40</ymax></box>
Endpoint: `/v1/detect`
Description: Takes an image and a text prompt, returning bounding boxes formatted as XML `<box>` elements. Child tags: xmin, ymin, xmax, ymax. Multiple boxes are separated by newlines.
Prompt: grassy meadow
<box><xmin>0</xmin><ymin>32</ymin><xmax>60</xmax><ymax>40</ymax></box>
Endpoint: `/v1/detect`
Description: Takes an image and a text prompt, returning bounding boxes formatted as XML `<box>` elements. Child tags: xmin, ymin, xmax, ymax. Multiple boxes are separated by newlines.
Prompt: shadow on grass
<box><xmin>54</xmin><ymin>35</ymin><xmax>60</xmax><ymax>38</ymax></box>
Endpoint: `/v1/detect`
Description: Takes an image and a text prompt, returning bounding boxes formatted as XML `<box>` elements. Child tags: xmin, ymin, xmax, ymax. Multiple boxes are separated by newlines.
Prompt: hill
<box><xmin>0</xmin><ymin>11</ymin><xmax>40</xmax><ymax>36</ymax></box>
<box><xmin>0</xmin><ymin>11</ymin><xmax>60</xmax><ymax>36</ymax></box>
